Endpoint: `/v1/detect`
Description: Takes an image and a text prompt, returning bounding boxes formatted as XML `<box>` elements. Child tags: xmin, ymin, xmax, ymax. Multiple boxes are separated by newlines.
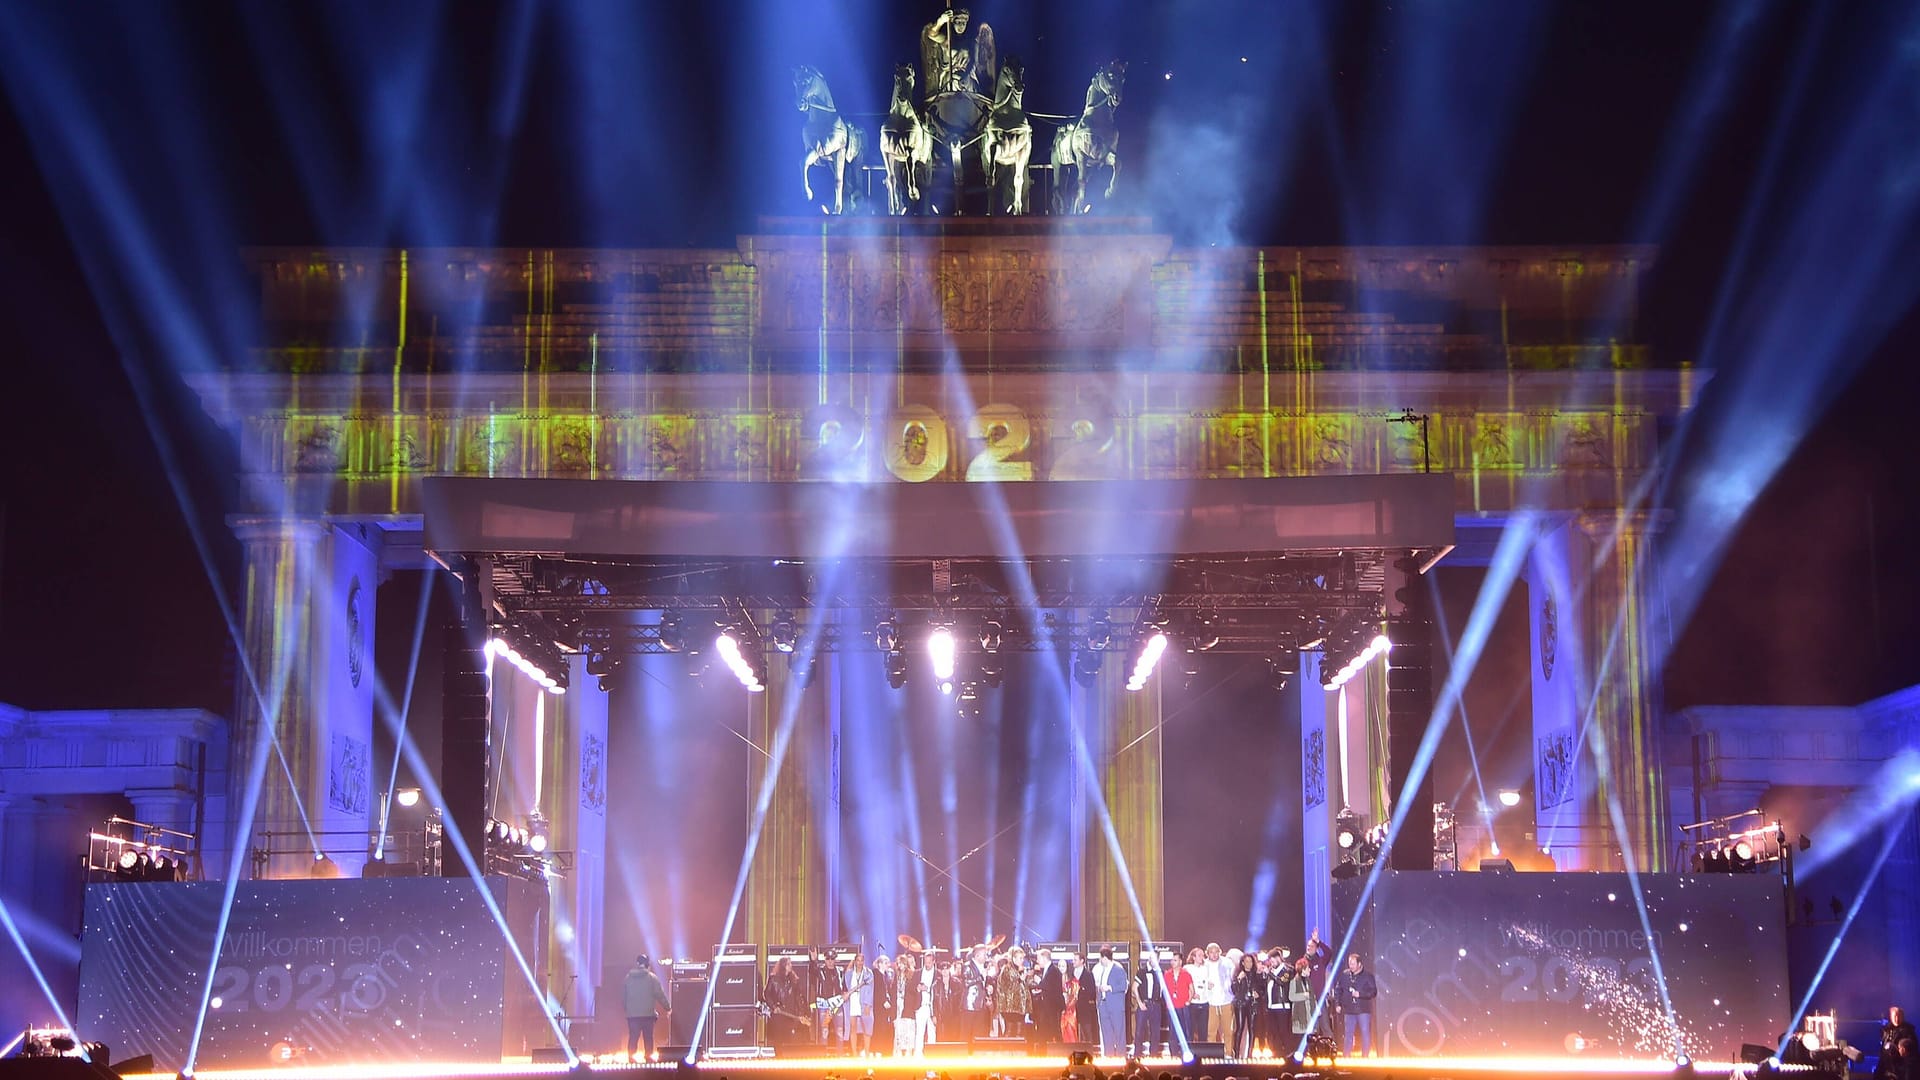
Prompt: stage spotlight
<box><xmin>1798</xmin><ymin>834</ymin><xmax>1812</xmax><ymax>852</ymax></box>
<box><xmin>1086</xmin><ymin>612</ymin><xmax>1112</xmax><ymax>651</ymax></box>
<box><xmin>529</xmin><ymin>834</ymin><xmax>549</xmax><ymax>854</ymax></box>
<box><xmin>770</xmin><ymin>612</ymin><xmax>798</xmax><ymax>653</ymax></box>
<box><xmin>396</xmin><ymin>788</ymin><xmax>422</xmax><ymax>808</ymax></box>
<box><xmin>1266</xmin><ymin>650</ymin><xmax>1295</xmax><ymax>692</ymax></box>
<box><xmin>1498</xmin><ymin>789</ymin><xmax>1522</xmax><ymax>807</ymax></box>
<box><xmin>658</xmin><ymin>614</ymin><xmax>685</xmax><ymax>653</ymax></box>
<box><xmin>979</xmin><ymin>620</ymin><xmax>1002</xmax><ymax>653</ymax></box>
<box><xmin>885</xmin><ymin>649</ymin><xmax>909</xmax><ymax>689</ymax></box>
<box><xmin>979</xmin><ymin>651</ymin><xmax>1004</xmax><ymax>688</ymax></box>
<box><xmin>1191</xmin><ymin>612</ymin><xmax>1221</xmax><ymax>651</ymax></box>
<box><xmin>875</xmin><ymin>617</ymin><xmax>901</xmax><ymax>653</ymax></box>
<box><xmin>1335</xmin><ymin>807</ymin><xmax>1363</xmax><ymax>851</ymax></box>
<box><xmin>117</xmin><ymin>849</ymin><xmax>140</xmax><ymax>871</ymax></box>
<box><xmin>1125</xmin><ymin>632</ymin><xmax>1169</xmax><ymax>692</ymax></box>
<box><xmin>1072</xmin><ymin>648</ymin><xmax>1103</xmax><ymax>687</ymax></box>
<box><xmin>928</xmin><ymin>627</ymin><xmax>957</xmax><ymax>681</ymax></box>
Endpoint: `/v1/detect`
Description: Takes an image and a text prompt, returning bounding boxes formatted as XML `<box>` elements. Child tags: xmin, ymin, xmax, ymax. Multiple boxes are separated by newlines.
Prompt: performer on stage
<box><xmin>1166</xmin><ymin>954</ymin><xmax>1194</xmax><ymax>1051</ymax></box>
<box><xmin>1204</xmin><ymin>943</ymin><xmax>1234</xmax><ymax>1051</ymax></box>
<box><xmin>809</xmin><ymin>949</ymin><xmax>843</xmax><ymax>1051</ymax></box>
<box><xmin>1329</xmin><ymin>953</ymin><xmax>1377</xmax><ymax>1057</ymax></box>
<box><xmin>896</xmin><ymin>952</ymin><xmax>932</xmax><ymax>1055</ymax></box>
<box><xmin>1074</xmin><ymin>956</ymin><xmax>1099</xmax><ymax>1045</ymax></box>
<box><xmin>1263</xmin><ymin>951</ymin><xmax>1290</xmax><ymax>1056</ymax></box>
<box><xmin>761</xmin><ymin>956</ymin><xmax>810</xmax><ymax>1053</ymax></box>
<box><xmin>933</xmin><ymin>958</ymin><xmax>965</xmax><ymax>1041</ymax></box>
<box><xmin>1286</xmin><ymin>957</ymin><xmax>1328</xmax><ymax>1049</ymax></box>
<box><xmin>872</xmin><ymin>954</ymin><xmax>898</xmax><ymax>1056</ymax></box>
<box><xmin>964</xmin><ymin>944</ymin><xmax>994</xmax><ymax>1040</ymax></box>
<box><xmin>1230</xmin><ymin>951</ymin><xmax>1262</xmax><ymax>1058</ymax></box>
<box><xmin>1182</xmin><ymin>947</ymin><xmax>1214</xmax><ymax>1042</ymax></box>
<box><xmin>1093</xmin><ymin>947</ymin><xmax>1127</xmax><ymax>1058</ymax></box>
<box><xmin>996</xmin><ymin>946</ymin><xmax>1032</xmax><ymax>1043</ymax></box>
<box><xmin>1131</xmin><ymin>955</ymin><xmax>1165</xmax><ymax>1058</ymax></box>
<box><xmin>1030</xmin><ymin>948</ymin><xmax>1065</xmax><ymax>1051</ymax></box>
<box><xmin>622</xmin><ymin>954</ymin><xmax>668</xmax><ymax>1063</ymax></box>
<box><xmin>841</xmin><ymin>952</ymin><xmax>872</xmax><ymax>1057</ymax></box>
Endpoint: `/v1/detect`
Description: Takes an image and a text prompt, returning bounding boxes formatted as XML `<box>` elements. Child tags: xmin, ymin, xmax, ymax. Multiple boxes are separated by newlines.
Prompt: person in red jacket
<box><xmin>1165</xmin><ymin>954</ymin><xmax>1194</xmax><ymax>1050</ymax></box>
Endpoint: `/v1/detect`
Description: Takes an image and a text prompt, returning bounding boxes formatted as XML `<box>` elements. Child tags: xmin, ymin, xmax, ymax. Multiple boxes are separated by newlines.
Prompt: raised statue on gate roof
<box><xmin>920</xmin><ymin>8</ymin><xmax>996</xmax><ymax>103</ymax></box>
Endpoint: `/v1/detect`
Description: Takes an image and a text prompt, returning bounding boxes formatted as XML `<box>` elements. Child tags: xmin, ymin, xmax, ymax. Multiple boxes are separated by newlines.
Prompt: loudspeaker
<box><xmin>1740</xmin><ymin>1044</ymin><xmax>1778</xmax><ymax>1065</ymax></box>
<box><xmin>659</xmin><ymin>1045</ymin><xmax>695</xmax><ymax>1062</ymax></box>
<box><xmin>927</xmin><ymin>1040</ymin><xmax>968</xmax><ymax>1056</ymax></box>
<box><xmin>1047</xmin><ymin>1042</ymin><xmax>1096</xmax><ymax>1059</ymax></box>
<box><xmin>109</xmin><ymin>1058</ymin><xmax>153</xmax><ymax>1077</ymax></box>
<box><xmin>711</xmin><ymin>960</ymin><xmax>759</xmax><ymax>1007</ymax></box>
<box><xmin>1385</xmin><ymin>614</ymin><xmax>1435</xmax><ymax>870</ymax></box>
<box><xmin>669</xmin><ymin>980</ymin><xmax>708</xmax><ymax>1046</ymax></box>
<box><xmin>1188</xmin><ymin>1040</ymin><xmax>1228</xmax><ymax>1060</ymax></box>
<box><xmin>530</xmin><ymin>1048</ymin><xmax>569</xmax><ymax>1064</ymax></box>
<box><xmin>1479</xmin><ymin>858</ymin><xmax>1516</xmax><ymax>873</ymax></box>
<box><xmin>709</xmin><ymin>1006</ymin><xmax>759</xmax><ymax>1049</ymax></box>
<box><xmin>971</xmin><ymin>1036</ymin><xmax>1027</xmax><ymax>1054</ymax></box>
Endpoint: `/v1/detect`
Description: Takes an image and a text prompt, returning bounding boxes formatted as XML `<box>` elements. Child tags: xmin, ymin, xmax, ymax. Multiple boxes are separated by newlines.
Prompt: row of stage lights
<box><xmin>488</xmin><ymin>817</ymin><xmax>550</xmax><ymax>854</ymax></box>
<box><xmin>485</xmin><ymin>637</ymin><xmax>567</xmax><ymax>695</ymax></box>
<box><xmin>636</xmin><ymin>615</ymin><xmax>1396</xmax><ymax>697</ymax></box>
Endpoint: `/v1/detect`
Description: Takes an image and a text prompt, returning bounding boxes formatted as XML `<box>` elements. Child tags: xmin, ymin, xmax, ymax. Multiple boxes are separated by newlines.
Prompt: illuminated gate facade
<box><xmin>188</xmin><ymin>223</ymin><xmax>1695</xmax><ymax>1011</ymax></box>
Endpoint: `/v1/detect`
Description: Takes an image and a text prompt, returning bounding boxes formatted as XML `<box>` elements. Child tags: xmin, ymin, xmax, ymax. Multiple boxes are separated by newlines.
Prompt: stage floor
<box><xmin>119</xmin><ymin>1054</ymin><xmax>1791</xmax><ymax>1080</ymax></box>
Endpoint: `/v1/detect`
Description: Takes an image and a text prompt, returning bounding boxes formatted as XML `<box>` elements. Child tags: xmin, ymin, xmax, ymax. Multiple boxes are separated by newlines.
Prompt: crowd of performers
<box><xmin>756</xmin><ymin>931</ymin><xmax>1377</xmax><ymax>1060</ymax></box>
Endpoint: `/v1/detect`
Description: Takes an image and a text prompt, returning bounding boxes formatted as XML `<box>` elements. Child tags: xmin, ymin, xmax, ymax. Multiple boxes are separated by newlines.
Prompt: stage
<box><xmin>96</xmin><ymin>1054</ymin><xmax>1795</xmax><ymax>1080</ymax></box>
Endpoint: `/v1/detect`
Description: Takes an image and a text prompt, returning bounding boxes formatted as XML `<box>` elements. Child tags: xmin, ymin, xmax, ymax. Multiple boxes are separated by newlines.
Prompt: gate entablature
<box><xmin>239</xmin><ymin>238</ymin><xmax>1656</xmax><ymax>375</ymax></box>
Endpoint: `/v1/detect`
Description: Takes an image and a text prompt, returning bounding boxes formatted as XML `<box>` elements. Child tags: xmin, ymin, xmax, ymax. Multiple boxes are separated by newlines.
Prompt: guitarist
<box><xmin>761</xmin><ymin>956</ymin><xmax>809</xmax><ymax>1052</ymax></box>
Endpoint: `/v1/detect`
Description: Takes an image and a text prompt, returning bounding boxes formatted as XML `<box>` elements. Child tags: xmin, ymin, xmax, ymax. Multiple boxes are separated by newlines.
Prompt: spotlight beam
<box><xmin>1308</xmin><ymin>514</ymin><xmax>1536</xmax><ymax>1056</ymax></box>
<box><xmin>0</xmin><ymin>897</ymin><xmax>93</xmax><ymax>1063</ymax></box>
<box><xmin>1774</xmin><ymin>822</ymin><xmax>1905</xmax><ymax>1060</ymax></box>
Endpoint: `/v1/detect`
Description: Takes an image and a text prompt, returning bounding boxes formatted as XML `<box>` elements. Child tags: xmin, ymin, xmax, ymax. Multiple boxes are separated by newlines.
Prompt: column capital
<box><xmin>1573</xmin><ymin>508</ymin><xmax>1673</xmax><ymax>541</ymax></box>
<box><xmin>228</xmin><ymin>514</ymin><xmax>333</xmax><ymax>546</ymax></box>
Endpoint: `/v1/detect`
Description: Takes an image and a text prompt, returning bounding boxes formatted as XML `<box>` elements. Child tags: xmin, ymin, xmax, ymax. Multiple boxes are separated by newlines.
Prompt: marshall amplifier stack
<box><xmin>708</xmin><ymin>944</ymin><xmax>763</xmax><ymax>1054</ymax></box>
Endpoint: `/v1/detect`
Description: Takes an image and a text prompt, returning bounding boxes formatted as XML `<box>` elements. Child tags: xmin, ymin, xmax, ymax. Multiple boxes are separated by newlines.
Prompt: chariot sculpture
<box><xmin>796</xmin><ymin>7</ymin><xmax>1126</xmax><ymax>216</ymax></box>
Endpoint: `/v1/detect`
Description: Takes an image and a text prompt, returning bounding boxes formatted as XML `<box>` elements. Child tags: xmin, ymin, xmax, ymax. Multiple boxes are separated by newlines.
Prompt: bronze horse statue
<box><xmin>1051</xmin><ymin>60</ymin><xmax>1127</xmax><ymax>214</ymax></box>
<box><xmin>794</xmin><ymin>64</ymin><xmax>865</xmax><ymax>215</ymax></box>
<box><xmin>879</xmin><ymin>64</ymin><xmax>933</xmax><ymax>215</ymax></box>
<box><xmin>979</xmin><ymin>57</ymin><xmax>1032</xmax><ymax>214</ymax></box>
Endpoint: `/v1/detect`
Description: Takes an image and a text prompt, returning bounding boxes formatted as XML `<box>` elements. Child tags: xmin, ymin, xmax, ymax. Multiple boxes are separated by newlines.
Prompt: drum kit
<box><xmin>896</xmin><ymin>932</ymin><xmax>1007</xmax><ymax>959</ymax></box>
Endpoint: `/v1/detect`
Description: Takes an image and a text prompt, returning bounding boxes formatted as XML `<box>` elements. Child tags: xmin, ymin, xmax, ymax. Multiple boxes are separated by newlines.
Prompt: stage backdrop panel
<box><xmin>1334</xmin><ymin>871</ymin><xmax>1787</xmax><ymax>1060</ymax></box>
<box><xmin>78</xmin><ymin>877</ymin><xmax>547</xmax><ymax>1070</ymax></box>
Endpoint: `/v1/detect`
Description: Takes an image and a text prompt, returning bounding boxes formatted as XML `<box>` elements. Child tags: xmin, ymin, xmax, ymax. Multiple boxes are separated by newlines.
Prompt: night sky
<box><xmin>0</xmin><ymin>1</ymin><xmax>1916</xmax><ymax>779</ymax></box>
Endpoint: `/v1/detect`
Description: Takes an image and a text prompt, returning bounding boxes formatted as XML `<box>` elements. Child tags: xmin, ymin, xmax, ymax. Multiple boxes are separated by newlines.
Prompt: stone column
<box><xmin>547</xmin><ymin>653</ymin><xmax>608</xmax><ymax>1019</ymax></box>
<box><xmin>1527</xmin><ymin>516</ymin><xmax>1603</xmax><ymax>868</ymax></box>
<box><xmin>1076</xmin><ymin>660</ymin><xmax>1165</xmax><ymax>943</ymax></box>
<box><xmin>229</xmin><ymin>516</ymin><xmax>330</xmax><ymax>879</ymax></box>
<box><xmin>747</xmin><ymin>648</ymin><xmax>828</xmax><ymax>946</ymax></box>
<box><xmin>1300</xmin><ymin>652</ymin><xmax>1332</xmax><ymax>940</ymax></box>
<box><xmin>1576</xmin><ymin>511</ymin><xmax>1672</xmax><ymax>872</ymax></box>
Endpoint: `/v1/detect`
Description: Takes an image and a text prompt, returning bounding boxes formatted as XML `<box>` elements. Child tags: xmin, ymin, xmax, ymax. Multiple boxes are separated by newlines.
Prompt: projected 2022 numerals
<box><xmin>209</xmin><ymin>961</ymin><xmax>395</xmax><ymax>1017</ymax></box>
<box><xmin>805</xmin><ymin>404</ymin><xmax>1117</xmax><ymax>481</ymax></box>
<box><xmin>1495</xmin><ymin>954</ymin><xmax>1656</xmax><ymax>1004</ymax></box>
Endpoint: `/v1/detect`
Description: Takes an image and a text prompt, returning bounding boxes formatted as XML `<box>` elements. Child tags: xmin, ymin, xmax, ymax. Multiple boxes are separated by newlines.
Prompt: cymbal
<box><xmin>920</xmin><ymin>945</ymin><xmax>949</xmax><ymax>954</ymax></box>
<box><xmin>976</xmin><ymin>933</ymin><xmax>1007</xmax><ymax>952</ymax></box>
<box><xmin>897</xmin><ymin>934</ymin><xmax>925</xmax><ymax>954</ymax></box>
